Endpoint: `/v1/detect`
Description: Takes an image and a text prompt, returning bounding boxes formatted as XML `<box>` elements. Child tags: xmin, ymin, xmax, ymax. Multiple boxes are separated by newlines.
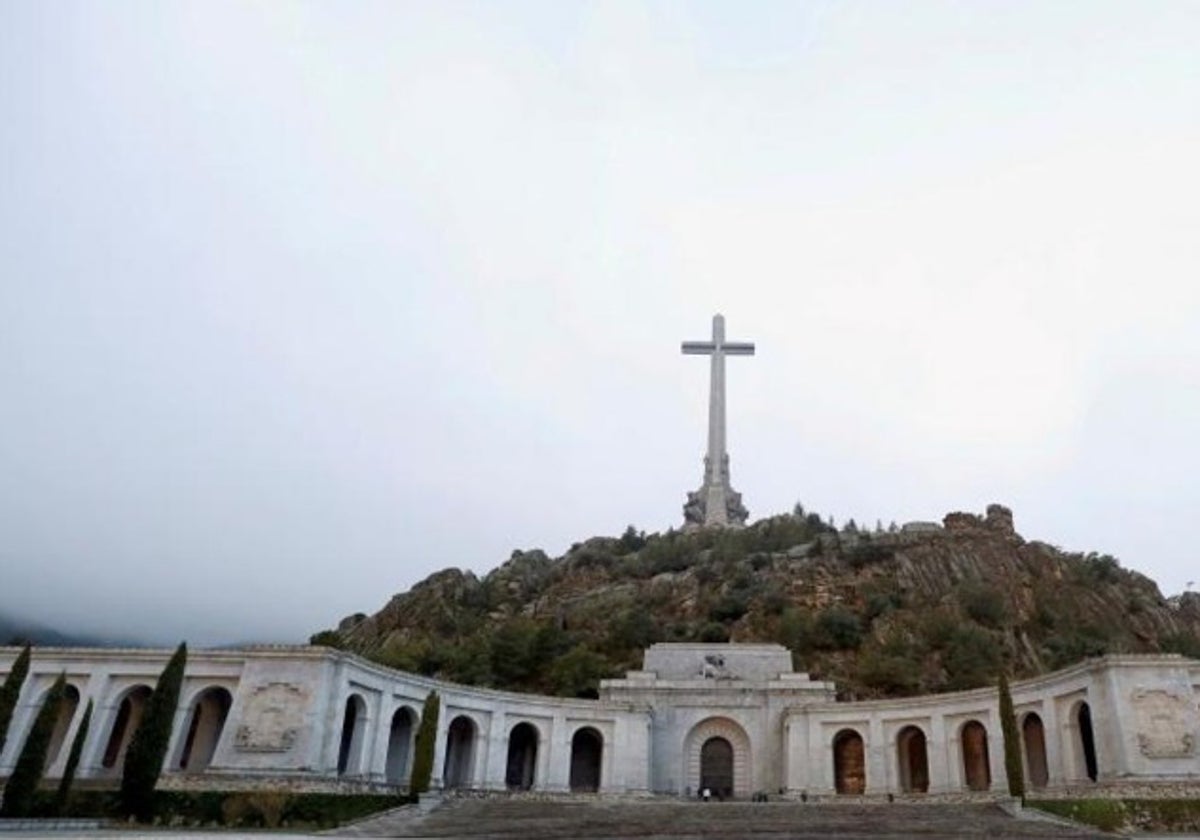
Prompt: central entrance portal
<box><xmin>686</xmin><ymin>716</ymin><xmax>751</xmax><ymax>800</ymax></box>
<box><xmin>700</xmin><ymin>736</ymin><xmax>734</xmax><ymax>799</ymax></box>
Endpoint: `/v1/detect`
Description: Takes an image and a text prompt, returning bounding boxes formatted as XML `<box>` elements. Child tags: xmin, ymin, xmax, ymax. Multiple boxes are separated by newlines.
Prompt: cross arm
<box><xmin>681</xmin><ymin>342</ymin><xmax>716</xmax><ymax>354</ymax></box>
<box><xmin>722</xmin><ymin>342</ymin><xmax>756</xmax><ymax>355</ymax></box>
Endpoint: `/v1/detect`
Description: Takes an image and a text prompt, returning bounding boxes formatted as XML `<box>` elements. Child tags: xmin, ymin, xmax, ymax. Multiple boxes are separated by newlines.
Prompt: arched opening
<box><xmin>833</xmin><ymin>729</ymin><xmax>866</xmax><ymax>794</ymax></box>
<box><xmin>1022</xmin><ymin>713</ymin><xmax>1049</xmax><ymax>789</ymax></box>
<box><xmin>896</xmin><ymin>725</ymin><xmax>929</xmax><ymax>793</ymax></box>
<box><xmin>443</xmin><ymin>715</ymin><xmax>476</xmax><ymax>789</ymax></box>
<box><xmin>385</xmin><ymin>706</ymin><xmax>417</xmax><ymax>785</ymax></box>
<box><xmin>177</xmin><ymin>687</ymin><xmax>232</xmax><ymax>772</ymax></box>
<box><xmin>685</xmin><ymin>717</ymin><xmax>752</xmax><ymax>799</ymax></box>
<box><xmin>569</xmin><ymin>727</ymin><xmax>603</xmax><ymax>793</ymax></box>
<box><xmin>1077</xmin><ymin>702</ymin><xmax>1098</xmax><ymax>782</ymax></box>
<box><xmin>45</xmin><ymin>685</ymin><xmax>81</xmax><ymax>771</ymax></box>
<box><xmin>337</xmin><ymin>694</ymin><xmax>368</xmax><ymax>777</ymax></box>
<box><xmin>961</xmin><ymin>720</ymin><xmax>991</xmax><ymax>791</ymax></box>
<box><xmin>101</xmin><ymin>685</ymin><xmax>152</xmax><ymax>772</ymax></box>
<box><xmin>505</xmin><ymin>722</ymin><xmax>539</xmax><ymax>791</ymax></box>
<box><xmin>700</xmin><ymin>736</ymin><xmax>734</xmax><ymax>799</ymax></box>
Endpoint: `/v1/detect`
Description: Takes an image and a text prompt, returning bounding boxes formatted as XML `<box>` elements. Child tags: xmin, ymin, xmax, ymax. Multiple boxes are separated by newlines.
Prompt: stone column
<box><xmin>927</xmin><ymin>713</ymin><xmax>949</xmax><ymax>793</ymax></box>
<box><xmin>428</xmin><ymin>701</ymin><xmax>451</xmax><ymax>791</ymax></box>
<box><xmin>483</xmin><ymin>710</ymin><xmax>507</xmax><ymax>790</ymax></box>
<box><xmin>986</xmin><ymin>709</ymin><xmax>1005</xmax><ymax>793</ymax></box>
<box><xmin>368</xmin><ymin>698</ymin><xmax>393</xmax><ymax>781</ymax></box>
<box><xmin>546</xmin><ymin>713</ymin><xmax>569</xmax><ymax>792</ymax></box>
<box><xmin>160</xmin><ymin>694</ymin><xmax>191</xmax><ymax>778</ymax></box>
<box><xmin>945</xmin><ymin>722</ymin><xmax>962</xmax><ymax>791</ymax></box>
<box><xmin>867</xmin><ymin>716</ymin><xmax>887</xmax><ymax>794</ymax></box>
<box><xmin>1042</xmin><ymin>699</ymin><xmax>1063</xmax><ymax>786</ymax></box>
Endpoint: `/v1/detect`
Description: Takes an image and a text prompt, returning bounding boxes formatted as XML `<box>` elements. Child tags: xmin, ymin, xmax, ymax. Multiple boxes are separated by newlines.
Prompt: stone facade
<box><xmin>0</xmin><ymin>644</ymin><xmax>1196</xmax><ymax>798</ymax></box>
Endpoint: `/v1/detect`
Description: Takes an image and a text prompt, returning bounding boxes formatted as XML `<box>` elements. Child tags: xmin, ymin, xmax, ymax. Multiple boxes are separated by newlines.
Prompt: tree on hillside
<box><xmin>55</xmin><ymin>698</ymin><xmax>92</xmax><ymax>814</ymax></box>
<box><xmin>120</xmin><ymin>642</ymin><xmax>187</xmax><ymax>821</ymax></box>
<box><xmin>998</xmin><ymin>671</ymin><xmax>1025</xmax><ymax>800</ymax></box>
<box><xmin>1</xmin><ymin>671</ymin><xmax>67</xmax><ymax>817</ymax></box>
<box><xmin>409</xmin><ymin>690</ymin><xmax>440</xmax><ymax>795</ymax></box>
<box><xmin>0</xmin><ymin>644</ymin><xmax>32</xmax><ymax>755</ymax></box>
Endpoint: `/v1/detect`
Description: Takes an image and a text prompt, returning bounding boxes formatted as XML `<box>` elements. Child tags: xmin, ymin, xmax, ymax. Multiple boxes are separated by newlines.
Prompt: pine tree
<box><xmin>0</xmin><ymin>644</ymin><xmax>32</xmax><ymax>756</ymax></box>
<box><xmin>54</xmin><ymin>698</ymin><xmax>92</xmax><ymax>815</ymax></box>
<box><xmin>119</xmin><ymin>642</ymin><xmax>187</xmax><ymax>821</ymax></box>
<box><xmin>1</xmin><ymin>671</ymin><xmax>67</xmax><ymax>817</ymax></box>
<box><xmin>998</xmin><ymin>671</ymin><xmax>1025</xmax><ymax>800</ymax></box>
<box><xmin>409</xmin><ymin>690</ymin><xmax>440</xmax><ymax>795</ymax></box>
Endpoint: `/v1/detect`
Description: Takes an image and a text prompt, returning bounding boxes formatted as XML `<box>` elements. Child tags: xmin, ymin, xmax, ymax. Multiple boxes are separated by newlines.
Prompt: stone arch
<box><xmin>833</xmin><ymin>728</ymin><xmax>866</xmax><ymax>794</ymax></box>
<box><xmin>337</xmin><ymin>693</ymin><xmax>368</xmax><ymax>776</ymax></box>
<box><xmin>385</xmin><ymin>705</ymin><xmax>418</xmax><ymax>786</ymax></box>
<box><xmin>684</xmin><ymin>717</ymin><xmax>751</xmax><ymax>799</ymax></box>
<box><xmin>443</xmin><ymin>714</ymin><xmax>477</xmax><ymax>789</ymax></box>
<box><xmin>1073</xmin><ymin>701</ymin><xmax>1098</xmax><ymax>782</ymax></box>
<box><xmin>896</xmin><ymin>725</ymin><xmax>929</xmax><ymax>793</ymax></box>
<box><xmin>960</xmin><ymin>720</ymin><xmax>991</xmax><ymax>791</ymax></box>
<box><xmin>1021</xmin><ymin>712</ymin><xmax>1049</xmax><ymax>789</ymax></box>
<box><xmin>100</xmin><ymin>685</ymin><xmax>152</xmax><ymax>773</ymax></box>
<box><xmin>505</xmin><ymin>721</ymin><xmax>539</xmax><ymax>790</ymax></box>
<box><xmin>176</xmin><ymin>686</ymin><xmax>232</xmax><ymax>773</ymax></box>
<box><xmin>569</xmin><ymin>727</ymin><xmax>603</xmax><ymax>793</ymax></box>
<box><xmin>44</xmin><ymin>684</ymin><xmax>81</xmax><ymax>771</ymax></box>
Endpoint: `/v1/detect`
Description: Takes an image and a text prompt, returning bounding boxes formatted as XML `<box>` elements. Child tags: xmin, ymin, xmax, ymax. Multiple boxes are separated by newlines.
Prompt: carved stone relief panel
<box><xmin>1131</xmin><ymin>687</ymin><xmax>1197</xmax><ymax>759</ymax></box>
<box><xmin>234</xmin><ymin>682</ymin><xmax>309</xmax><ymax>753</ymax></box>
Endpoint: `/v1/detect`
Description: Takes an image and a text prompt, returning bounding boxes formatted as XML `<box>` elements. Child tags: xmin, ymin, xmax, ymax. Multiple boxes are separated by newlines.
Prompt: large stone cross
<box><xmin>681</xmin><ymin>314</ymin><xmax>755</xmax><ymax>528</ymax></box>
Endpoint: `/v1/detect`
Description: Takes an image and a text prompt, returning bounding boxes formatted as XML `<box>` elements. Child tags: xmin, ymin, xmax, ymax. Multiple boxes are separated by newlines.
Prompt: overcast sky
<box><xmin>2</xmin><ymin>2</ymin><xmax>1198</xmax><ymax>647</ymax></box>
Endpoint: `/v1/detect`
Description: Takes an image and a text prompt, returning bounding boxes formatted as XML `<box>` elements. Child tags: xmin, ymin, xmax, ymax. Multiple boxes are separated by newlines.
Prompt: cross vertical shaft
<box><xmin>707</xmin><ymin>315</ymin><xmax>727</xmax><ymax>484</ymax></box>
<box><xmin>681</xmin><ymin>314</ymin><xmax>755</xmax><ymax>528</ymax></box>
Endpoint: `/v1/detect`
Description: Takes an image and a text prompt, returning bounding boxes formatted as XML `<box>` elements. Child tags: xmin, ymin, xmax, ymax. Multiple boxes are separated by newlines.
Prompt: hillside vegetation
<box><xmin>313</xmin><ymin>504</ymin><xmax>1200</xmax><ymax>700</ymax></box>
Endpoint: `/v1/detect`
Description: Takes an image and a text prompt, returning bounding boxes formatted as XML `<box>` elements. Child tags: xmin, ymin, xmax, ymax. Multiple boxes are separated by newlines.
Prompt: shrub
<box><xmin>120</xmin><ymin>642</ymin><xmax>187</xmax><ymax>821</ymax></box>
<box><xmin>409</xmin><ymin>691</ymin><xmax>439</xmax><ymax>794</ymax></box>
<box><xmin>25</xmin><ymin>789</ymin><xmax>406</xmax><ymax>828</ymax></box>
<box><xmin>1159</xmin><ymin>632</ymin><xmax>1200</xmax><ymax>659</ymax></box>
<box><xmin>1043</xmin><ymin>624</ymin><xmax>1112</xmax><ymax>670</ymax></box>
<box><xmin>605</xmin><ymin>610</ymin><xmax>661</xmax><ymax>654</ymax></box>
<box><xmin>941</xmin><ymin>625</ymin><xmax>1001</xmax><ymax>690</ymax></box>
<box><xmin>709</xmin><ymin>593</ymin><xmax>750</xmax><ymax>623</ymax></box>
<box><xmin>548</xmin><ymin>645</ymin><xmax>611</xmax><ymax>698</ymax></box>
<box><xmin>961</xmin><ymin>583</ymin><xmax>1008</xmax><ymax>629</ymax></box>
<box><xmin>309</xmin><ymin>630</ymin><xmax>344</xmax><ymax>648</ymax></box>
<box><xmin>775</xmin><ymin>608</ymin><xmax>815</xmax><ymax>654</ymax></box>
<box><xmin>618</xmin><ymin>526</ymin><xmax>646</xmax><ymax>554</ymax></box>
<box><xmin>846</xmin><ymin>543</ymin><xmax>894</xmax><ymax>569</ymax></box>
<box><xmin>1</xmin><ymin>671</ymin><xmax>66</xmax><ymax>817</ymax></box>
<box><xmin>0</xmin><ymin>644</ymin><xmax>31</xmax><ymax>755</ymax></box>
<box><xmin>698</xmin><ymin>622</ymin><xmax>730</xmax><ymax>643</ymax></box>
<box><xmin>857</xmin><ymin>647</ymin><xmax>920</xmax><ymax>696</ymax></box>
<box><xmin>815</xmin><ymin>606</ymin><xmax>863</xmax><ymax>650</ymax></box>
<box><xmin>863</xmin><ymin>589</ymin><xmax>902</xmax><ymax>622</ymax></box>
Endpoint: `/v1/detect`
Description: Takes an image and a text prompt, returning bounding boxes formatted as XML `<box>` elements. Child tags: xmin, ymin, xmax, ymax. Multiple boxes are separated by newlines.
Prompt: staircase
<box><xmin>328</xmin><ymin>797</ymin><xmax>1104</xmax><ymax>838</ymax></box>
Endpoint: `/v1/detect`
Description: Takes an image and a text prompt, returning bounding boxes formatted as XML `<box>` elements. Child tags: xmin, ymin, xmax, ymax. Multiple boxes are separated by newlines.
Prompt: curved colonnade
<box><xmin>0</xmin><ymin>644</ymin><xmax>1195</xmax><ymax>797</ymax></box>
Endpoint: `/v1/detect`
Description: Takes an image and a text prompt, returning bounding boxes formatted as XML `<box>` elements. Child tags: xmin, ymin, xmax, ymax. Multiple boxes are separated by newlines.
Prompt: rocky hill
<box><xmin>313</xmin><ymin>504</ymin><xmax>1200</xmax><ymax>700</ymax></box>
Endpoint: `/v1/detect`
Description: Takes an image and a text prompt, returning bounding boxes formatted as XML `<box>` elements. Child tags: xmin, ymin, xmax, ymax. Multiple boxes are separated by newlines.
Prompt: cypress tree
<box><xmin>998</xmin><ymin>671</ymin><xmax>1025</xmax><ymax>800</ymax></box>
<box><xmin>0</xmin><ymin>644</ymin><xmax>32</xmax><ymax>756</ymax></box>
<box><xmin>54</xmin><ymin>698</ymin><xmax>92</xmax><ymax>815</ymax></box>
<box><xmin>119</xmin><ymin>642</ymin><xmax>187</xmax><ymax>821</ymax></box>
<box><xmin>1</xmin><ymin>672</ymin><xmax>67</xmax><ymax>817</ymax></box>
<box><xmin>409</xmin><ymin>690</ymin><xmax>440</xmax><ymax>794</ymax></box>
